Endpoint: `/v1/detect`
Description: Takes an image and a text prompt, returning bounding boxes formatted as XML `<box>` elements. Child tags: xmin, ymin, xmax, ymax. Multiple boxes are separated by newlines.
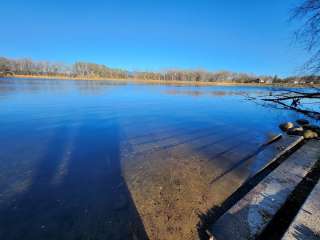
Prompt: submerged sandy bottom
<box><xmin>0</xmin><ymin>118</ymin><xmax>286</xmax><ymax>240</ymax></box>
<box><xmin>120</xmin><ymin>120</ymin><xmax>286</xmax><ymax>240</ymax></box>
<box><xmin>0</xmin><ymin>79</ymin><xmax>305</xmax><ymax>240</ymax></box>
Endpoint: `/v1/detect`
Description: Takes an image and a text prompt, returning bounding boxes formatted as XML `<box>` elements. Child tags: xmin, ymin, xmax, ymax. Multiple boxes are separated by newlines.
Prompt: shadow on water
<box><xmin>209</xmin><ymin>140</ymin><xmax>276</xmax><ymax>184</ymax></box>
<box><xmin>0</xmin><ymin>121</ymin><xmax>148</xmax><ymax>240</ymax></box>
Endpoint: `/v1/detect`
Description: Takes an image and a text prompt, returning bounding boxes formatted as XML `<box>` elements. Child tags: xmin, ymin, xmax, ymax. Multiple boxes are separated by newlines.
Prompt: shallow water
<box><xmin>0</xmin><ymin>78</ymin><xmax>308</xmax><ymax>240</ymax></box>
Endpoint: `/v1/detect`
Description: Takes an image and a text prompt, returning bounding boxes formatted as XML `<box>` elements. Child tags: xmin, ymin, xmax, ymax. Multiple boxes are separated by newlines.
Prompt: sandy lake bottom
<box><xmin>0</xmin><ymin>78</ymin><xmax>309</xmax><ymax>240</ymax></box>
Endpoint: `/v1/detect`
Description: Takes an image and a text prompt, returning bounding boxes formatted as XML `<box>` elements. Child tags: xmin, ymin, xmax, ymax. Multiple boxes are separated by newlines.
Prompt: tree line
<box><xmin>0</xmin><ymin>56</ymin><xmax>319</xmax><ymax>84</ymax></box>
<box><xmin>0</xmin><ymin>57</ymin><xmax>128</xmax><ymax>79</ymax></box>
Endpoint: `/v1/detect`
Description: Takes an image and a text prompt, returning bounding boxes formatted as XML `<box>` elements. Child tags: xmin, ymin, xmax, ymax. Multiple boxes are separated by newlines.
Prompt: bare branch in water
<box><xmin>247</xmin><ymin>88</ymin><xmax>320</xmax><ymax>120</ymax></box>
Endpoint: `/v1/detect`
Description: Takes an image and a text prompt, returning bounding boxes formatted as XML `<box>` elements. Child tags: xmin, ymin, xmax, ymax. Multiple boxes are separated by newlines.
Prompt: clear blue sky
<box><xmin>0</xmin><ymin>0</ymin><xmax>308</xmax><ymax>76</ymax></box>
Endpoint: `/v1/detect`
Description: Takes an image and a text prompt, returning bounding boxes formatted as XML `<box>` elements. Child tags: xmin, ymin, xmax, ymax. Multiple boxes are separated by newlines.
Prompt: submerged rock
<box><xmin>303</xmin><ymin>130</ymin><xmax>319</xmax><ymax>139</ymax></box>
<box><xmin>279</xmin><ymin>122</ymin><xmax>294</xmax><ymax>131</ymax></box>
<box><xmin>303</xmin><ymin>124</ymin><xmax>320</xmax><ymax>131</ymax></box>
<box><xmin>303</xmin><ymin>125</ymin><xmax>320</xmax><ymax>136</ymax></box>
<box><xmin>287</xmin><ymin>127</ymin><xmax>304</xmax><ymax>136</ymax></box>
<box><xmin>296</xmin><ymin>119</ymin><xmax>309</xmax><ymax>126</ymax></box>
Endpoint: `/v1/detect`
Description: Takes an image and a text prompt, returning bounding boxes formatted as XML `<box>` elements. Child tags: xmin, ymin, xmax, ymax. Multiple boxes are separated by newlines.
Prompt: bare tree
<box><xmin>249</xmin><ymin>0</ymin><xmax>320</xmax><ymax>120</ymax></box>
<box><xmin>293</xmin><ymin>0</ymin><xmax>320</xmax><ymax>73</ymax></box>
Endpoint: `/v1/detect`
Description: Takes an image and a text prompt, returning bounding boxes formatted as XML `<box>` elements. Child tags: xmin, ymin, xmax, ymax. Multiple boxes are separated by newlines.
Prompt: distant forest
<box><xmin>0</xmin><ymin>56</ymin><xmax>319</xmax><ymax>84</ymax></box>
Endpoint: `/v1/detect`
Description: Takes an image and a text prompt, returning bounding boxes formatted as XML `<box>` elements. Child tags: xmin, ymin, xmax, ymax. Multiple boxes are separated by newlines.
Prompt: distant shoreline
<box><xmin>1</xmin><ymin>74</ymin><xmax>319</xmax><ymax>88</ymax></box>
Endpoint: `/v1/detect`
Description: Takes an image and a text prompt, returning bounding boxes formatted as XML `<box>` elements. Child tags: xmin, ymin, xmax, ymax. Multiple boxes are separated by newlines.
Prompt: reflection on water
<box><xmin>0</xmin><ymin>78</ymin><xmax>309</xmax><ymax>240</ymax></box>
<box><xmin>163</xmin><ymin>89</ymin><xmax>264</xmax><ymax>97</ymax></box>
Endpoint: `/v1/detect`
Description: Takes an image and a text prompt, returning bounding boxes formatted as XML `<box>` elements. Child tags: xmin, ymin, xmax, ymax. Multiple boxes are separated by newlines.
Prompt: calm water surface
<box><xmin>0</xmin><ymin>78</ymin><xmax>307</xmax><ymax>240</ymax></box>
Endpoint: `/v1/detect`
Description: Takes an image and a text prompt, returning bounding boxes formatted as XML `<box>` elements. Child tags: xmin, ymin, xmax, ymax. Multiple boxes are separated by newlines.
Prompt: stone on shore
<box><xmin>279</xmin><ymin>122</ymin><xmax>294</xmax><ymax>131</ymax></box>
<box><xmin>303</xmin><ymin>130</ymin><xmax>319</xmax><ymax>139</ymax></box>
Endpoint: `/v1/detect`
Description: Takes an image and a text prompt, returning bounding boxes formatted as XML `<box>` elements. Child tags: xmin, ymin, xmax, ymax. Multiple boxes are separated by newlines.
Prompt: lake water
<box><xmin>0</xmin><ymin>78</ymin><xmax>308</xmax><ymax>240</ymax></box>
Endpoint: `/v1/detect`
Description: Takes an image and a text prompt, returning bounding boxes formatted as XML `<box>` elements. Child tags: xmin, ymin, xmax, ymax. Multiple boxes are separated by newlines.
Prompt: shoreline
<box><xmin>1</xmin><ymin>74</ymin><xmax>319</xmax><ymax>88</ymax></box>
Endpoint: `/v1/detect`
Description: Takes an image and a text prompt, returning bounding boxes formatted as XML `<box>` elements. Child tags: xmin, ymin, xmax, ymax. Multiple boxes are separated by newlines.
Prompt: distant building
<box><xmin>258</xmin><ymin>78</ymin><xmax>265</xmax><ymax>83</ymax></box>
<box><xmin>265</xmin><ymin>79</ymin><xmax>273</xmax><ymax>84</ymax></box>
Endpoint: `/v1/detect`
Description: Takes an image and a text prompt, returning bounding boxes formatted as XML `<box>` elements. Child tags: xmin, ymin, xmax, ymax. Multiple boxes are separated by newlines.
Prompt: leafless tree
<box><xmin>293</xmin><ymin>0</ymin><xmax>320</xmax><ymax>73</ymax></box>
<box><xmin>249</xmin><ymin>0</ymin><xmax>320</xmax><ymax>120</ymax></box>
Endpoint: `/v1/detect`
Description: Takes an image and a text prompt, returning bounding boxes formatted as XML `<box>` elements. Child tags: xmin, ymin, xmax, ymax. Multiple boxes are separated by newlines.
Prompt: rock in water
<box><xmin>279</xmin><ymin>122</ymin><xmax>294</xmax><ymax>131</ymax></box>
<box><xmin>303</xmin><ymin>124</ymin><xmax>320</xmax><ymax>132</ymax></box>
<box><xmin>296</xmin><ymin>119</ymin><xmax>309</xmax><ymax>126</ymax></box>
<box><xmin>287</xmin><ymin>127</ymin><xmax>303</xmax><ymax>136</ymax></box>
<box><xmin>303</xmin><ymin>130</ymin><xmax>318</xmax><ymax>139</ymax></box>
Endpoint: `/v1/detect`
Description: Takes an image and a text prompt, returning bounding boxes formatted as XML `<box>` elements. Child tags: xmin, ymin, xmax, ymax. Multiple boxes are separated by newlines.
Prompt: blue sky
<box><xmin>0</xmin><ymin>0</ymin><xmax>308</xmax><ymax>76</ymax></box>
